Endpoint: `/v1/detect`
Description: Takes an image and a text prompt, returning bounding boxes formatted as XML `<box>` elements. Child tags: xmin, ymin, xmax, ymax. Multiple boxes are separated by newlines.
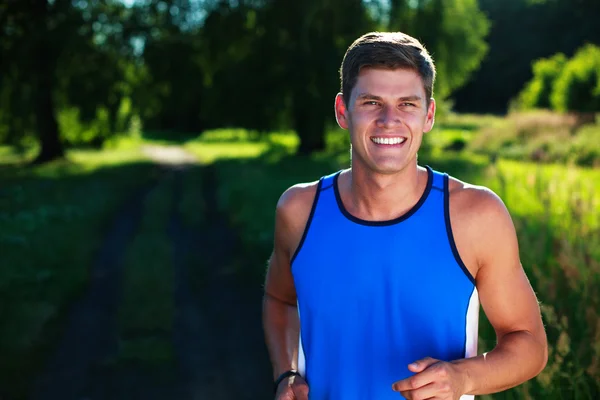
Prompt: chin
<box><xmin>369</xmin><ymin>163</ymin><xmax>408</xmax><ymax>175</ymax></box>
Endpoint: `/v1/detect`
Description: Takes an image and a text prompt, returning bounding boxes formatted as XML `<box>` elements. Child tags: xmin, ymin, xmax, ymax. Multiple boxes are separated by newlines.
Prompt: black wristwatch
<box><xmin>274</xmin><ymin>369</ymin><xmax>302</xmax><ymax>393</ymax></box>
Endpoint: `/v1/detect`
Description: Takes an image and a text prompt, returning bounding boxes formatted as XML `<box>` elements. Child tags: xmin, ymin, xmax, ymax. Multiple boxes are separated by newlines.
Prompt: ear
<box><xmin>335</xmin><ymin>93</ymin><xmax>350</xmax><ymax>130</ymax></box>
<box><xmin>423</xmin><ymin>98</ymin><xmax>436</xmax><ymax>133</ymax></box>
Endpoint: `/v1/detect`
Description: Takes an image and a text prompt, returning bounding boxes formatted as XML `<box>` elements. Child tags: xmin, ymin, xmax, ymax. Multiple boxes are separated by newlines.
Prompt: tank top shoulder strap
<box><xmin>319</xmin><ymin>170</ymin><xmax>340</xmax><ymax>192</ymax></box>
<box><xmin>429</xmin><ymin>167</ymin><xmax>446</xmax><ymax>193</ymax></box>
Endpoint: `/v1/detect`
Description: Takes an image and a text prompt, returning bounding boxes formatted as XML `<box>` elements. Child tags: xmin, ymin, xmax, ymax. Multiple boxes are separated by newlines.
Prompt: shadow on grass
<box><xmin>1</xmin><ymin>160</ymin><xmax>160</xmax><ymax>400</ymax></box>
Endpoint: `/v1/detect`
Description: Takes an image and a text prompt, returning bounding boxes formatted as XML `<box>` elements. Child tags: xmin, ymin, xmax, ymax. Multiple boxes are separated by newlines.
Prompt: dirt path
<box><xmin>170</xmin><ymin>165</ymin><xmax>272</xmax><ymax>399</ymax></box>
<box><xmin>30</xmin><ymin>146</ymin><xmax>272</xmax><ymax>400</ymax></box>
<box><xmin>31</xmin><ymin>178</ymin><xmax>160</xmax><ymax>400</ymax></box>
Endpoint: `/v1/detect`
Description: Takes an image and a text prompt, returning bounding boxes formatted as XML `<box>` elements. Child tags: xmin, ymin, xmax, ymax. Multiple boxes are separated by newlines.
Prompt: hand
<box><xmin>391</xmin><ymin>357</ymin><xmax>467</xmax><ymax>400</ymax></box>
<box><xmin>275</xmin><ymin>374</ymin><xmax>309</xmax><ymax>400</ymax></box>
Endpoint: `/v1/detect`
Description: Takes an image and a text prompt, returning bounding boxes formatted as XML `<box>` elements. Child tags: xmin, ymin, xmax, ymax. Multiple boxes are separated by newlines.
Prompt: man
<box><xmin>263</xmin><ymin>32</ymin><xmax>547</xmax><ymax>400</ymax></box>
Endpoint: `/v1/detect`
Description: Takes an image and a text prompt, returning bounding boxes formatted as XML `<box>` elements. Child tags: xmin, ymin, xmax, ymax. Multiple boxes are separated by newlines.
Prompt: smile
<box><xmin>370</xmin><ymin>137</ymin><xmax>407</xmax><ymax>145</ymax></box>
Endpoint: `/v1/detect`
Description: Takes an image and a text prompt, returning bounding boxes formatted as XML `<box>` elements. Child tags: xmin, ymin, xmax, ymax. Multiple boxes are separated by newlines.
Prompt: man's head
<box><xmin>340</xmin><ymin>32</ymin><xmax>436</xmax><ymax>109</ymax></box>
<box><xmin>335</xmin><ymin>32</ymin><xmax>437</xmax><ymax>175</ymax></box>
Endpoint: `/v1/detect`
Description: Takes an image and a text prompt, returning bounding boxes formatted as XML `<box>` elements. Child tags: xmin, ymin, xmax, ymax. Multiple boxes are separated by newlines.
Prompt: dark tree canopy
<box><xmin>4</xmin><ymin>0</ymin><xmax>596</xmax><ymax>159</ymax></box>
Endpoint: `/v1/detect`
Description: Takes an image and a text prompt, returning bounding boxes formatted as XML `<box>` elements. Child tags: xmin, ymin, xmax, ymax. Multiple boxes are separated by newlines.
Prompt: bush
<box><xmin>469</xmin><ymin>110</ymin><xmax>600</xmax><ymax>167</ymax></box>
<box><xmin>551</xmin><ymin>44</ymin><xmax>600</xmax><ymax>113</ymax></box>
<box><xmin>568</xmin><ymin>123</ymin><xmax>600</xmax><ymax>167</ymax></box>
<box><xmin>518</xmin><ymin>53</ymin><xmax>567</xmax><ymax>110</ymax></box>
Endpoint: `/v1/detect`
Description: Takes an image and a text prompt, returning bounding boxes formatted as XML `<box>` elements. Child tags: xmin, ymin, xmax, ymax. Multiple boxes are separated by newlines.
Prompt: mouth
<box><xmin>370</xmin><ymin>136</ymin><xmax>407</xmax><ymax>146</ymax></box>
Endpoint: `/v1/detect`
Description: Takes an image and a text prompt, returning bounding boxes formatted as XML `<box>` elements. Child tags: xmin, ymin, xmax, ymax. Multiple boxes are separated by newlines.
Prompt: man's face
<box><xmin>335</xmin><ymin>67</ymin><xmax>435</xmax><ymax>175</ymax></box>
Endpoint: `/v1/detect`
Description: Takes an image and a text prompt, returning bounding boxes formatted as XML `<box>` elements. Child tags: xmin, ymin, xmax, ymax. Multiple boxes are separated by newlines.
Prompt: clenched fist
<box><xmin>275</xmin><ymin>374</ymin><xmax>309</xmax><ymax>400</ymax></box>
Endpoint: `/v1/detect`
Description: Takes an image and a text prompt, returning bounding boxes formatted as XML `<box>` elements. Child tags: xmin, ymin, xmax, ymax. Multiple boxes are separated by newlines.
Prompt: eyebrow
<box><xmin>355</xmin><ymin>93</ymin><xmax>423</xmax><ymax>102</ymax></box>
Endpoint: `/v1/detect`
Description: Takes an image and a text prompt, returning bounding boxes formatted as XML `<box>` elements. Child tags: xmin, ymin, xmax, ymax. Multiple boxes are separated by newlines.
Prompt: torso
<box><xmin>286</xmin><ymin>166</ymin><xmax>479</xmax><ymax>400</ymax></box>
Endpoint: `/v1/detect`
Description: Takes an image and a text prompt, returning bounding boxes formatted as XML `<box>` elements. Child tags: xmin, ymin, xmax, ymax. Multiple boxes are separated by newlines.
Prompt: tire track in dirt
<box><xmin>30</xmin><ymin>175</ymin><xmax>160</xmax><ymax>400</ymax></box>
<box><xmin>30</xmin><ymin>146</ymin><xmax>272</xmax><ymax>399</ymax></box>
<box><xmin>169</xmin><ymin>165</ymin><xmax>272</xmax><ymax>400</ymax></box>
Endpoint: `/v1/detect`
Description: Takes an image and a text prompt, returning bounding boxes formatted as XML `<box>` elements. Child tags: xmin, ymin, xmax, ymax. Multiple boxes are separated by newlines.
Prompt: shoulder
<box><xmin>447</xmin><ymin>175</ymin><xmax>512</xmax><ymax>225</ymax></box>
<box><xmin>275</xmin><ymin>179</ymin><xmax>322</xmax><ymax>258</ymax></box>
<box><xmin>276</xmin><ymin>180</ymin><xmax>320</xmax><ymax>217</ymax></box>
<box><xmin>446</xmin><ymin>175</ymin><xmax>518</xmax><ymax>274</ymax></box>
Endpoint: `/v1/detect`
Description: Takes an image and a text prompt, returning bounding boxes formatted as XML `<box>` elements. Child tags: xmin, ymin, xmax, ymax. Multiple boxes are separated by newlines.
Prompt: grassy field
<box><xmin>191</xmin><ymin>125</ymin><xmax>600</xmax><ymax>399</ymax></box>
<box><xmin>1</xmin><ymin>113</ymin><xmax>599</xmax><ymax>398</ymax></box>
<box><xmin>0</xmin><ymin>146</ymin><xmax>157</xmax><ymax>397</ymax></box>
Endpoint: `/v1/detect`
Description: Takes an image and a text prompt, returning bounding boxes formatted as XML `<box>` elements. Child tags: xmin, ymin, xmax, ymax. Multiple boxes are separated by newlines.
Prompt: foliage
<box><xmin>0</xmin><ymin>0</ymin><xmax>492</xmax><ymax>160</ymax></box>
<box><xmin>469</xmin><ymin>110</ymin><xmax>600</xmax><ymax>167</ymax></box>
<box><xmin>389</xmin><ymin>0</ymin><xmax>489</xmax><ymax>100</ymax></box>
<box><xmin>452</xmin><ymin>0</ymin><xmax>600</xmax><ymax>113</ymax></box>
<box><xmin>551</xmin><ymin>44</ymin><xmax>600</xmax><ymax>113</ymax></box>
<box><xmin>517</xmin><ymin>53</ymin><xmax>567</xmax><ymax>110</ymax></box>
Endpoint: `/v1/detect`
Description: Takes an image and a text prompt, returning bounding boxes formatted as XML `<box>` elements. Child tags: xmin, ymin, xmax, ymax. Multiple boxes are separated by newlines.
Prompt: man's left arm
<box><xmin>393</xmin><ymin>188</ymin><xmax>548</xmax><ymax>399</ymax></box>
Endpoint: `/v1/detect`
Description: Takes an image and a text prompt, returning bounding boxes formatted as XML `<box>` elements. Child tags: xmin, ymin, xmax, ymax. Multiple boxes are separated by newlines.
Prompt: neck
<box><xmin>341</xmin><ymin>160</ymin><xmax>426</xmax><ymax>221</ymax></box>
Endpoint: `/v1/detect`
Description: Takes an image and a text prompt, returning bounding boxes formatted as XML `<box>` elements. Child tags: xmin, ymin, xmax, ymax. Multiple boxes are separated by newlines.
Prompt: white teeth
<box><xmin>371</xmin><ymin>137</ymin><xmax>406</xmax><ymax>145</ymax></box>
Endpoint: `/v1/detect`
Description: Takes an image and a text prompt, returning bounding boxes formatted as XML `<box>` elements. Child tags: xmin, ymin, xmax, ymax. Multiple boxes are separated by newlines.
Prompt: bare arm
<box><xmin>393</xmin><ymin>185</ymin><xmax>547</xmax><ymax>398</ymax></box>
<box><xmin>263</xmin><ymin>183</ymin><xmax>316</xmax><ymax>397</ymax></box>
<box><xmin>452</xmin><ymin>188</ymin><xmax>548</xmax><ymax>394</ymax></box>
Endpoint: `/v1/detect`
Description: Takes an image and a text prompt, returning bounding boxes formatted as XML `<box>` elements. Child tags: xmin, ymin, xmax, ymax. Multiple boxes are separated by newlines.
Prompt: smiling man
<box><xmin>263</xmin><ymin>32</ymin><xmax>548</xmax><ymax>400</ymax></box>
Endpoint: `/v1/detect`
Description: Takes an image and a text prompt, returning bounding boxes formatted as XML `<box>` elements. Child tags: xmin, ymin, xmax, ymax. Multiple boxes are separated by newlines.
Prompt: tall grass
<box><xmin>479</xmin><ymin>161</ymin><xmax>600</xmax><ymax>398</ymax></box>
<box><xmin>200</xmin><ymin>129</ymin><xmax>599</xmax><ymax>398</ymax></box>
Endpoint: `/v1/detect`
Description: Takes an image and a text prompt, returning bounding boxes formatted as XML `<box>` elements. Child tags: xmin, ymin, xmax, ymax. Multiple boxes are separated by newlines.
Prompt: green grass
<box><xmin>198</xmin><ymin>129</ymin><xmax>599</xmax><ymax>399</ymax></box>
<box><xmin>115</xmin><ymin>176</ymin><xmax>175</xmax><ymax>367</ymax></box>
<box><xmin>474</xmin><ymin>160</ymin><xmax>600</xmax><ymax>399</ymax></box>
<box><xmin>0</xmin><ymin>145</ymin><xmax>158</xmax><ymax>397</ymax></box>
<box><xmin>466</xmin><ymin>110</ymin><xmax>600</xmax><ymax>167</ymax></box>
<box><xmin>0</xmin><ymin>146</ymin><xmax>156</xmax><ymax>398</ymax></box>
<box><xmin>2</xmin><ymin>118</ymin><xmax>599</xmax><ymax>399</ymax></box>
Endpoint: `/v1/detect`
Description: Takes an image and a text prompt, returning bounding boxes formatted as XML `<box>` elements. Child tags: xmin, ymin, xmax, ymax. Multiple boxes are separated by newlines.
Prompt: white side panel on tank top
<box><xmin>297</xmin><ymin>303</ymin><xmax>306</xmax><ymax>376</ymax></box>
<box><xmin>460</xmin><ymin>287</ymin><xmax>480</xmax><ymax>400</ymax></box>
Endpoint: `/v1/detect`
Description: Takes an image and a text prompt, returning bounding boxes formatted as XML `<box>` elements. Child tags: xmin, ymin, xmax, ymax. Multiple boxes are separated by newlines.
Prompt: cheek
<box><xmin>350</xmin><ymin>111</ymin><xmax>377</xmax><ymax>130</ymax></box>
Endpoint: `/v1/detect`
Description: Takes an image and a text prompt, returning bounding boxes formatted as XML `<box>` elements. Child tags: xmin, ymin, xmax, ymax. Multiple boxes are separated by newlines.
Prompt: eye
<box><xmin>401</xmin><ymin>102</ymin><xmax>416</xmax><ymax>107</ymax></box>
<box><xmin>364</xmin><ymin>101</ymin><xmax>380</xmax><ymax>106</ymax></box>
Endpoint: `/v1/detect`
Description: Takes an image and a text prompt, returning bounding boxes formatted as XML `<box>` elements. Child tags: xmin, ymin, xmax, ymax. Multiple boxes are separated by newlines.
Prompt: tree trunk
<box><xmin>33</xmin><ymin>60</ymin><xmax>63</xmax><ymax>164</ymax></box>
<box><xmin>32</xmin><ymin>2</ymin><xmax>64</xmax><ymax>164</ymax></box>
<box><xmin>295</xmin><ymin>99</ymin><xmax>326</xmax><ymax>155</ymax></box>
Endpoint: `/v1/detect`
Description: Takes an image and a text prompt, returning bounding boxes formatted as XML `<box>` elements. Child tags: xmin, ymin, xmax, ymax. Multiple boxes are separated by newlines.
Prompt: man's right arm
<box><xmin>263</xmin><ymin>183</ymin><xmax>317</xmax><ymax>397</ymax></box>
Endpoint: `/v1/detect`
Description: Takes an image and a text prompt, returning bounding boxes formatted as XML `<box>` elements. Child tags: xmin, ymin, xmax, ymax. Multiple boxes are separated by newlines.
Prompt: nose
<box><xmin>376</xmin><ymin>105</ymin><xmax>402</xmax><ymax>129</ymax></box>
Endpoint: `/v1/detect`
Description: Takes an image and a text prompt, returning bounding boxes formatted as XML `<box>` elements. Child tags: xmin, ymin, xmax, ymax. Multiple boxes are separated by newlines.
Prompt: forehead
<box><xmin>351</xmin><ymin>67</ymin><xmax>426</xmax><ymax>100</ymax></box>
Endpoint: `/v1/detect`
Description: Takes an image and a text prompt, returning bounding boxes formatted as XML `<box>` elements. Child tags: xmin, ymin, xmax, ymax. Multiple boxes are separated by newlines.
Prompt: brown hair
<box><xmin>340</xmin><ymin>32</ymin><xmax>436</xmax><ymax>107</ymax></box>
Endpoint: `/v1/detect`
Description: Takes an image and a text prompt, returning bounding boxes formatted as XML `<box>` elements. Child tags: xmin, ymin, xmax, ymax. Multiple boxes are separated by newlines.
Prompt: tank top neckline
<box><xmin>332</xmin><ymin>166</ymin><xmax>434</xmax><ymax>227</ymax></box>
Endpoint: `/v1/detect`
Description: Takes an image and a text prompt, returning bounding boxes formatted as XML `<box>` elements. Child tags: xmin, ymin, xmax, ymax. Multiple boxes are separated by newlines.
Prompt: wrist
<box><xmin>451</xmin><ymin>358</ymin><xmax>475</xmax><ymax>395</ymax></box>
<box><xmin>274</xmin><ymin>369</ymin><xmax>302</xmax><ymax>393</ymax></box>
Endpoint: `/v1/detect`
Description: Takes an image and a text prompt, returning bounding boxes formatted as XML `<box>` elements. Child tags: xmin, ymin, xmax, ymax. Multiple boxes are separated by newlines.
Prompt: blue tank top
<box><xmin>291</xmin><ymin>166</ymin><xmax>479</xmax><ymax>400</ymax></box>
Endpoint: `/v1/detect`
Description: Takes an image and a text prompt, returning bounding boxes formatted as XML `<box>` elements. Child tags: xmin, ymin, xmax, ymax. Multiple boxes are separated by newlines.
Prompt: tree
<box><xmin>517</xmin><ymin>53</ymin><xmax>567</xmax><ymax>110</ymax></box>
<box><xmin>0</xmin><ymin>0</ymin><xmax>134</xmax><ymax>162</ymax></box>
<box><xmin>388</xmin><ymin>0</ymin><xmax>489</xmax><ymax>101</ymax></box>
<box><xmin>552</xmin><ymin>44</ymin><xmax>600</xmax><ymax>113</ymax></box>
<box><xmin>257</xmin><ymin>0</ymin><xmax>374</xmax><ymax>154</ymax></box>
<box><xmin>452</xmin><ymin>0</ymin><xmax>600</xmax><ymax>113</ymax></box>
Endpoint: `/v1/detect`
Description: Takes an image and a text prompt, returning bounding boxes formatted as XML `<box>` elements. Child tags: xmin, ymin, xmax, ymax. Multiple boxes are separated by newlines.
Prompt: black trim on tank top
<box><xmin>333</xmin><ymin>166</ymin><xmax>434</xmax><ymax>226</ymax></box>
<box><xmin>443</xmin><ymin>174</ymin><xmax>477</xmax><ymax>285</ymax></box>
<box><xmin>290</xmin><ymin>178</ymin><xmax>324</xmax><ymax>265</ymax></box>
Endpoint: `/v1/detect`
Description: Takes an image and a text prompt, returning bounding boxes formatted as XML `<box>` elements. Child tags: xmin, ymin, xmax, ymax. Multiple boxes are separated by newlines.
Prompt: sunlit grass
<box><xmin>205</xmin><ymin>130</ymin><xmax>599</xmax><ymax>399</ymax></box>
<box><xmin>183</xmin><ymin>129</ymin><xmax>299</xmax><ymax>163</ymax></box>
